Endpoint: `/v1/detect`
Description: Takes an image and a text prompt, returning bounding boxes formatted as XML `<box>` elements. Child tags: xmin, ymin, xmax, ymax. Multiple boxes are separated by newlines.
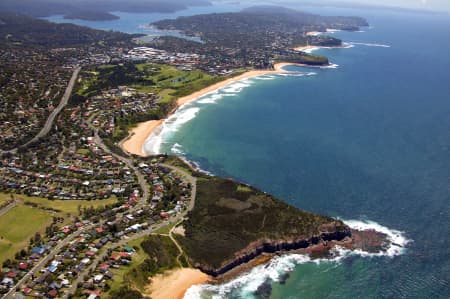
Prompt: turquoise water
<box><xmin>149</xmin><ymin>9</ymin><xmax>450</xmax><ymax>299</ymax></box>
<box><xmin>50</xmin><ymin>4</ymin><xmax>450</xmax><ymax>298</ymax></box>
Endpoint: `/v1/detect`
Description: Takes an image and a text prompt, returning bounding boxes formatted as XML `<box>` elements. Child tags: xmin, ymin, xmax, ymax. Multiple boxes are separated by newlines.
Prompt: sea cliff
<box><xmin>195</xmin><ymin>222</ymin><xmax>351</xmax><ymax>277</ymax></box>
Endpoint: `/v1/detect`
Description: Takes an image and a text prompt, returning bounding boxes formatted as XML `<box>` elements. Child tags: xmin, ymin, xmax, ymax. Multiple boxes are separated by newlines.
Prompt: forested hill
<box><xmin>0</xmin><ymin>0</ymin><xmax>212</xmax><ymax>19</ymax></box>
<box><xmin>153</xmin><ymin>5</ymin><xmax>368</xmax><ymax>36</ymax></box>
<box><xmin>0</xmin><ymin>13</ymin><xmax>138</xmax><ymax>48</ymax></box>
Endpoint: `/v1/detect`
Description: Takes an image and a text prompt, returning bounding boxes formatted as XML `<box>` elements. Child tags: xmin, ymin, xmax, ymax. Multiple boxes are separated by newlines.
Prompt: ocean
<box><xmin>148</xmin><ymin>8</ymin><xmax>450</xmax><ymax>299</ymax></box>
<box><xmin>49</xmin><ymin>4</ymin><xmax>450</xmax><ymax>298</ymax></box>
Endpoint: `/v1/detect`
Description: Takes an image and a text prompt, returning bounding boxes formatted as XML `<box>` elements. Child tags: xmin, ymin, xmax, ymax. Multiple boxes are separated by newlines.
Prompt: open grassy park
<box><xmin>0</xmin><ymin>205</ymin><xmax>52</xmax><ymax>264</ymax></box>
<box><xmin>0</xmin><ymin>192</ymin><xmax>118</xmax><ymax>264</ymax></box>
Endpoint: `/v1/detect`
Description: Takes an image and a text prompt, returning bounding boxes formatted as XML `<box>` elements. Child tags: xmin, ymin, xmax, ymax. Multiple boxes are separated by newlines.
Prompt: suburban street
<box><xmin>3</xmin><ymin>225</ymin><xmax>94</xmax><ymax>299</ymax></box>
<box><xmin>1</xmin><ymin>84</ymin><xmax>199</xmax><ymax>298</ymax></box>
<box><xmin>93</xmin><ymin>133</ymin><xmax>150</xmax><ymax>208</ymax></box>
<box><xmin>3</xmin><ymin>136</ymin><xmax>198</xmax><ymax>299</ymax></box>
<box><xmin>24</xmin><ymin>67</ymin><xmax>81</xmax><ymax>147</ymax></box>
<box><xmin>62</xmin><ymin>161</ymin><xmax>197</xmax><ymax>298</ymax></box>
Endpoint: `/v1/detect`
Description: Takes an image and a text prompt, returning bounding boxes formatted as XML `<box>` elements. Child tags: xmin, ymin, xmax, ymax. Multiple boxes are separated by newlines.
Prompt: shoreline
<box><xmin>144</xmin><ymin>226</ymin><xmax>394</xmax><ymax>299</ymax></box>
<box><xmin>120</xmin><ymin>119</ymin><xmax>163</xmax><ymax>156</ymax></box>
<box><xmin>145</xmin><ymin>268</ymin><xmax>212</xmax><ymax>299</ymax></box>
<box><xmin>120</xmin><ymin>63</ymin><xmax>292</xmax><ymax>156</ymax></box>
<box><xmin>293</xmin><ymin>45</ymin><xmax>322</xmax><ymax>52</ymax></box>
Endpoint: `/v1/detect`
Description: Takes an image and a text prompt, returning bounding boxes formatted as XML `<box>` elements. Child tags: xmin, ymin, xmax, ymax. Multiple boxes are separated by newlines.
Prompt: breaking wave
<box><xmin>170</xmin><ymin>143</ymin><xmax>185</xmax><ymax>155</ymax></box>
<box><xmin>350</xmin><ymin>42</ymin><xmax>391</xmax><ymax>48</ymax></box>
<box><xmin>144</xmin><ymin>70</ymin><xmax>320</xmax><ymax>154</ymax></box>
<box><xmin>321</xmin><ymin>63</ymin><xmax>339</xmax><ymax>69</ymax></box>
<box><xmin>184</xmin><ymin>219</ymin><xmax>411</xmax><ymax>299</ymax></box>
<box><xmin>144</xmin><ymin>107</ymin><xmax>200</xmax><ymax>154</ymax></box>
<box><xmin>343</xmin><ymin>219</ymin><xmax>411</xmax><ymax>257</ymax></box>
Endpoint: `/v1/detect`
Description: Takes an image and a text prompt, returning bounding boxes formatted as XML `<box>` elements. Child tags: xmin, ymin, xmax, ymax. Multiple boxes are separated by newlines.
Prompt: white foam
<box><xmin>343</xmin><ymin>219</ymin><xmax>411</xmax><ymax>257</ymax></box>
<box><xmin>350</xmin><ymin>42</ymin><xmax>391</xmax><ymax>48</ymax></box>
<box><xmin>185</xmin><ymin>254</ymin><xmax>315</xmax><ymax>299</ymax></box>
<box><xmin>277</xmin><ymin>71</ymin><xmax>318</xmax><ymax>77</ymax></box>
<box><xmin>321</xmin><ymin>63</ymin><xmax>339</xmax><ymax>69</ymax></box>
<box><xmin>301</xmin><ymin>42</ymin><xmax>355</xmax><ymax>54</ymax></box>
<box><xmin>170</xmin><ymin>143</ymin><xmax>184</xmax><ymax>155</ymax></box>
<box><xmin>303</xmin><ymin>47</ymin><xmax>321</xmax><ymax>54</ymax></box>
<box><xmin>184</xmin><ymin>219</ymin><xmax>411</xmax><ymax>298</ymax></box>
<box><xmin>221</xmin><ymin>81</ymin><xmax>252</xmax><ymax>93</ymax></box>
<box><xmin>144</xmin><ymin>77</ymin><xmax>261</xmax><ymax>155</ymax></box>
<box><xmin>144</xmin><ymin>107</ymin><xmax>200</xmax><ymax>154</ymax></box>
<box><xmin>342</xmin><ymin>42</ymin><xmax>355</xmax><ymax>49</ymax></box>
<box><xmin>253</xmin><ymin>75</ymin><xmax>277</xmax><ymax>81</ymax></box>
<box><xmin>197</xmin><ymin>93</ymin><xmax>224</xmax><ymax>104</ymax></box>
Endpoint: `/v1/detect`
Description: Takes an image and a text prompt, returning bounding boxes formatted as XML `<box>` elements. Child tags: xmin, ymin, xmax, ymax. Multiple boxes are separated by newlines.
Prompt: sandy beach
<box><xmin>145</xmin><ymin>268</ymin><xmax>212</xmax><ymax>299</ymax></box>
<box><xmin>293</xmin><ymin>45</ymin><xmax>322</xmax><ymax>52</ymax></box>
<box><xmin>121</xmin><ymin>120</ymin><xmax>163</xmax><ymax>156</ymax></box>
<box><xmin>176</xmin><ymin>63</ymin><xmax>288</xmax><ymax>107</ymax></box>
<box><xmin>121</xmin><ymin>63</ymin><xmax>291</xmax><ymax>156</ymax></box>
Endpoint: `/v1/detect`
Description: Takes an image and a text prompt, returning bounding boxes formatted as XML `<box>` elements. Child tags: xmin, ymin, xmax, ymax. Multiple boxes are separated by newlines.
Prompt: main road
<box><xmin>23</xmin><ymin>67</ymin><xmax>81</xmax><ymax>147</ymax></box>
<box><xmin>0</xmin><ymin>66</ymin><xmax>81</xmax><ymax>154</ymax></box>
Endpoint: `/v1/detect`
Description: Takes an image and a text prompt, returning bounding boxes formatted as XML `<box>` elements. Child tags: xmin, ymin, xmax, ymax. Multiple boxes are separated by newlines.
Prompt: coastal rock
<box><xmin>195</xmin><ymin>221</ymin><xmax>351</xmax><ymax>277</ymax></box>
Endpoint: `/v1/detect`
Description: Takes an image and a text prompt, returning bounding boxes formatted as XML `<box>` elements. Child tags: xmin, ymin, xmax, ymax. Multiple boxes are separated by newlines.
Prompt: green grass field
<box><xmin>0</xmin><ymin>205</ymin><xmax>52</xmax><ymax>263</ymax></box>
<box><xmin>0</xmin><ymin>193</ymin><xmax>118</xmax><ymax>216</ymax></box>
<box><xmin>0</xmin><ymin>193</ymin><xmax>118</xmax><ymax>264</ymax></box>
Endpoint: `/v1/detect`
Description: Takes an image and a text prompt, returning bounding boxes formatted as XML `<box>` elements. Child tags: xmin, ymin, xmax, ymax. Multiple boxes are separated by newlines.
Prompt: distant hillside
<box><xmin>153</xmin><ymin>6</ymin><xmax>368</xmax><ymax>35</ymax></box>
<box><xmin>0</xmin><ymin>13</ymin><xmax>138</xmax><ymax>48</ymax></box>
<box><xmin>0</xmin><ymin>0</ymin><xmax>211</xmax><ymax>20</ymax></box>
<box><xmin>63</xmin><ymin>11</ymin><xmax>120</xmax><ymax>21</ymax></box>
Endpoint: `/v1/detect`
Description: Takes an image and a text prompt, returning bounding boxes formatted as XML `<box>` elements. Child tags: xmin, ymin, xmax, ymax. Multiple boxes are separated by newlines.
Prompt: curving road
<box><xmin>93</xmin><ymin>133</ymin><xmax>150</xmax><ymax>207</ymax></box>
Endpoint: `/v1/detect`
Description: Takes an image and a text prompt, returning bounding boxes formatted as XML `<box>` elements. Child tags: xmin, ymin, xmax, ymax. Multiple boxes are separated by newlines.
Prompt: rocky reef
<box><xmin>195</xmin><ymin>222</ymin><xmax>352</xmax><ymax>277</ymax></box>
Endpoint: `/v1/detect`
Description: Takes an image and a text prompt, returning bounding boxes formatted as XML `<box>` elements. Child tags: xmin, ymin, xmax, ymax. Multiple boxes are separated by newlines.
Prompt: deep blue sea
<box><xmin>49</xmin><ymin>4</ymin><xmax>450</xmax><ymax>298</ymax></box>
